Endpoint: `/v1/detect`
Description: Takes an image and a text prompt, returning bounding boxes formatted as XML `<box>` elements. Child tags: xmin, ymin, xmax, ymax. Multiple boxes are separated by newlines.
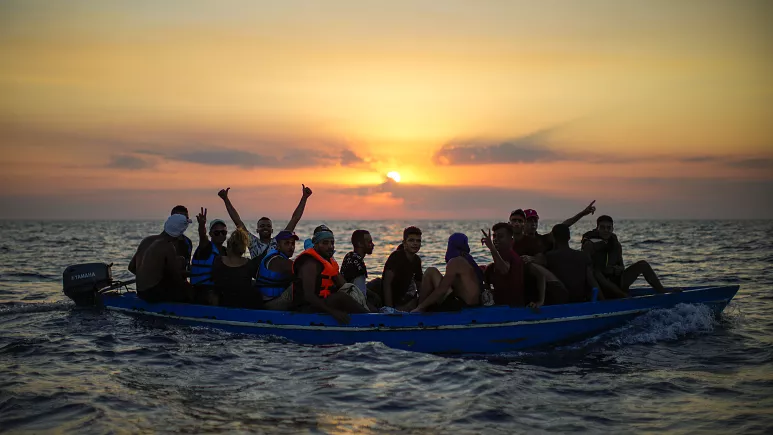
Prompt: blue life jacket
<box><xmin>190</xmin><ymin>242</ymin><xmax>221</xmax><ymax>286</ymax></box>
<box><xmin>256</xmin><ymin>249</ymin><xmax>293</xmax><ymax>299</ymax></box>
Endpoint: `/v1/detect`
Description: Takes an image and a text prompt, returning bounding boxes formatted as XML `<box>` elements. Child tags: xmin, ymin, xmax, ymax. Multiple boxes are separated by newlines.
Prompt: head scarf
<box><xmin>164</xmin><ymin>214</ymin><xmax>190</xmax><ymax>237</ymax></box>
<box><xmin>312</xmin><ymin>230</ymin><xmax>335</xmax><ymax>244</ymax></box>
<box><xmin>445</xmin><ymin>233</ymin><xmax>484</xmax><ymax>289</ymax></box>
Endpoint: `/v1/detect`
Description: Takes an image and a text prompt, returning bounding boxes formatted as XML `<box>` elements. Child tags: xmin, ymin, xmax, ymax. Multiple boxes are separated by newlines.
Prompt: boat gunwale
<box><xmin>101</xmin><ymin>286</ymin><xmax>738</xmax><ymax>332</ymax></box>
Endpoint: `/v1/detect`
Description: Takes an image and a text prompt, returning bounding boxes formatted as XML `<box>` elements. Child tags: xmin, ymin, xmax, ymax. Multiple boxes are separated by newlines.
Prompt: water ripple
<box><xmin>0</xmin><ymin>220</ymin><xmax>772</xmax><ymax>433</ymax></box>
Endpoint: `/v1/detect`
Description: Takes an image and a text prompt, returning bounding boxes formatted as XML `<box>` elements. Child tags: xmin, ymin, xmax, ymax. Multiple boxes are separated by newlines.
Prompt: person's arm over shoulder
<box><xmin>532</xmin><ymin>252</ymin><xmax>547</xmax><ymax>267</ymax></box>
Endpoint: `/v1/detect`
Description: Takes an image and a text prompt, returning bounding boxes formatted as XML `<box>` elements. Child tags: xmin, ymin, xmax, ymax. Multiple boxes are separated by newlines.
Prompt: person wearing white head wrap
<box><xmin>128</xmin><ymin>213</ymin><xmax>195</xmax><ymax>304</ymax></box>
<box><xmin>164</xmin><ymin>214</ymin><xmax>190</xmax><ymax>237</ymax></box>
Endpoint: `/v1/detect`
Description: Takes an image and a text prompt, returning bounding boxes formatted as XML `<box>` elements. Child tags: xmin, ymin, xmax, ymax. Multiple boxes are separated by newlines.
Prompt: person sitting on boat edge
<box><xmin>255</xmin><ymin>230</ymin><xmax>299</xmax><ymax>310</ymax></box>
<box><xmin>190</xmin><ymin>208</ymin><xmax>227</xmax><ymax>305</ymax></box>
<box><xmin>412</xmin><ymin>233</ymin><xmax>483</xmax><ymax>313</ymax></box>
<box><xmin>341</xmin><ymin>229</ymin><xmax>381</xmax><ymax>309</ymax></box>
<box><xmin>522</xmin><ymin>201</ymin><xmax>596</xmax><ymax>253</ymax></box>
<box><xmin>581</xmin><ymin>215</ymin><xmax>674</xmax><ymax>298</ymax></box>
<box><xmin>292</xmin><ymin>230</ymin><xmax>368</xmax><ymax>324</ymax></box>
<box><xmin>170</xmin><ymin>205</ymin><xmax>194</xmax><ymax>269</ymax></box>
<box><xmin>218</xmin><ymin>184</ymin><xmax>313</xmax><ymax>262</ymax></box>
<box><xmin>213</xmin><ymin>228</ymin><xmax>262</xmax><ymax>309</ymax></box>
<box><xmin>134</xmin><ymin>214</ymin><xmax>195</xmax><ymax>303</ymax></box>
<box><xmin>481</xmin><ymin>222</ymin><xmax>526</xmax><ymax>307</ymax></box>
<box><xmin>547</xmin><ymin>224</ymin><xmax>602</xmax><ymax>303</ymax></box>
<box><xmin>381</xmin><ymin>226</ymin><xmax>424</xmax><ymax>311</ymax></box>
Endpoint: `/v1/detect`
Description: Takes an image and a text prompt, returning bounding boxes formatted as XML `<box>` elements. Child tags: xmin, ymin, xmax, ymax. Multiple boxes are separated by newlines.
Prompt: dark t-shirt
<box><xmin>212</xmin><ymin>257</ymin><xmax>261</xmax><ymax>308</ymax></box>
<box><xmin>484</xmin><ymin>249</ymin><xmax>525</xmax><ymax>306</ymax></box>
<box><xmin>537</xmin><ymin>233</ymin><xmax>554</xmax><ymax>254</ymax></box>
<box><xmin>512</xmin><ymin>235</ymin><xmax>543</xmax><ymax>257</ymax></box>
<box><xmin>546</xmin><ymin>247</ymin><xmax>592</xmax><ymax>303</ymax></box>
<box><xmin>341</xmin><ymin>251</ymin><xmax>367</xmax><ymax>282</ymax></box>
<box><xmin>174</xmin><ymin>235</ymin><xmax>193</xmax><ymax>266</ymax></box>
<box><xmin>383</xmin><ymin>250</ymin><xmax>423</xmax><ymax>303</ymax></box>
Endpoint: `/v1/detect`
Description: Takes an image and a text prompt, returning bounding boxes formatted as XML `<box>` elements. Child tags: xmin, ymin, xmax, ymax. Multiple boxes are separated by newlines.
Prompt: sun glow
<box><xmin>386</xmin><ymin>171</ymin><xmax>401</xmax><ymax>183</ymax></box>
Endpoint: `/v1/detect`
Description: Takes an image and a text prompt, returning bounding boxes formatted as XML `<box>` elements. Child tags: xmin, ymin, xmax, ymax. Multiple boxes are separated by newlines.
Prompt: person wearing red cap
<box><xmin>522</xmin><ymin>200</ymin><xmax>597</xmax><ymax>254</ymax></box>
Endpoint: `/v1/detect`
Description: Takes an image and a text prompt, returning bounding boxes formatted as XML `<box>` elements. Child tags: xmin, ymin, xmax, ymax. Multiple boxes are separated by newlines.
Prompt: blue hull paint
<box><xmin>99</xmin><ymin>285</ymin><xmax>739</xmax><ymax>354</ymax></box>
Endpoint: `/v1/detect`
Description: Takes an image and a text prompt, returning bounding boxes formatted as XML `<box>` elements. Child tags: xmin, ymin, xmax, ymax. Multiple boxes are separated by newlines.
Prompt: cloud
<box><xmin>725</xmin><ymin>157</ymin><xmax>773</xmax><ymax>170</ymax></box>
<box><xmin>340</xmin><ymin>149</ymin><xmax>367</xmax><ymax>167</ymax></box>
<box><xmin>107</xmin><ymin>154</ymin><xmax>155</xmax><ymax>170</ymax></box>
<box><xmin>433</xmin><ymin>127</ymin><xmax>773</xmax><ymax>171</ymax></box>
<box><xmin>135</xmin><ymin>145</ymin><xmax>365</xmax><ymax>169</ymax></box>
<box><xmin>434</xmin><ymin>127</ymin><xmax>561</xmax><ymax>165</ymax></box>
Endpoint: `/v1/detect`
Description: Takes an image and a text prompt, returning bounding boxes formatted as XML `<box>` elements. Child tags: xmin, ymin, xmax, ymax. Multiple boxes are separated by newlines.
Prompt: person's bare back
<box><xmin>129</xmin><ymin>234</ymin><xmax>165</xmax><ymax>275</ymax></box>
<box><xmin>447</xmin><ymin>257</ymin><xmax>482</xmax><ymax>305</ymax></box>
<box><xmin>136</xmin><ymin>238</ymin><xmax>179</xmax><ymax>292</ymax></box>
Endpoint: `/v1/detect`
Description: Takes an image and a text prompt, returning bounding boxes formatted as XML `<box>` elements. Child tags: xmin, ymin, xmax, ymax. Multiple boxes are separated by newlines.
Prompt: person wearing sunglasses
<box><xmin>190</xmin><ymin>208</ymin><xmax>228</xmax><ymax>304</ymax></box>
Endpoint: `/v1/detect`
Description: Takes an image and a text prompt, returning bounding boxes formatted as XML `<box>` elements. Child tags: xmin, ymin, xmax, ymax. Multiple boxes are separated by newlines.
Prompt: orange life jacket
<box><xmin>292</xmin><ymin>248</ymin><xmax>340</xmax><ymax>299</ymax></box>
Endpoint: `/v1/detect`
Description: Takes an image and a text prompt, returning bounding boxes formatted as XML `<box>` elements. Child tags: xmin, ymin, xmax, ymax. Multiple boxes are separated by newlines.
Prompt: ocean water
<box><xmin>1</xmin><ymin>219</ymin><xmax>772</xmax><ymax>434</ymax></box>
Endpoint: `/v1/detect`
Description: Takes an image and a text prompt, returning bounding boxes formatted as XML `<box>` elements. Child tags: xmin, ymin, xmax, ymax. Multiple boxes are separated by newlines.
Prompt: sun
<box><xmin>386</xmin><ymin>171</ymin><xmax>401</xmax><ymax>183</ymax></box>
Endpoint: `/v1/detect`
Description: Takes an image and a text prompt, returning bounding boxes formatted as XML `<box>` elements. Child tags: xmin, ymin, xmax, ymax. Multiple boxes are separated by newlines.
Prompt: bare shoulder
<box><xmin>447</xmin><ymin>256</ymin><xmax>472</xmax><ymax>272</ymax></box>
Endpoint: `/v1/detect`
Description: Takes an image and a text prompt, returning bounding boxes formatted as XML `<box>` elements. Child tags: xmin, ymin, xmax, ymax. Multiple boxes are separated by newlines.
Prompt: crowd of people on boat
<box><xmin>128</xmin><ymin>186</ymin><xmax>677</xmax><ymax>323</ymax></box>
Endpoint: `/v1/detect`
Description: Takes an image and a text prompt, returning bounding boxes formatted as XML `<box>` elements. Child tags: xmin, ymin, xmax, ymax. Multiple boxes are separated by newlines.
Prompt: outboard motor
<box><xmin>62</xmin><ymin>262</ymin><xmax>114</xmax><ymax>306</ymax></box>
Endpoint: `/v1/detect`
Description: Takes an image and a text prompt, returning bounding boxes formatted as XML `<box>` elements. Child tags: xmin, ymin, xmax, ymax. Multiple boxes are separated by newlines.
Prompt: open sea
<box><xmin>1</xmin><ymin>219</ymin><xmax>772</xmax><ymax>434</ymax></box>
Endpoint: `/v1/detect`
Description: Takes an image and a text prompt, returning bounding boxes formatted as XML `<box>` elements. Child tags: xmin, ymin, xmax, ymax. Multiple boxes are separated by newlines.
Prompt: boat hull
<box><xmin>99</xmin><ymin>285</ymin><xmax>739</xmax><ymax>354</ymax></box>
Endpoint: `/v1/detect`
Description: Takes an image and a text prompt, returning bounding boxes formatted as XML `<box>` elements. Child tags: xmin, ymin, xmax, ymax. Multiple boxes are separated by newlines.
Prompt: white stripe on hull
<box><xmin>105</xmin><ymin>298</ymin><xmax>730</xmax><ymax>332</ymax></box>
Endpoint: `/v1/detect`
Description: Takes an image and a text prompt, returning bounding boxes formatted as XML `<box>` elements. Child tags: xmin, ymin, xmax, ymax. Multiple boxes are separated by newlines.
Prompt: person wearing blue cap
<box><xmin>256</xmin><ymin>229</ymin><xmax>300</xmax><ymax>310</ymax></box>
<box><xmin>411</xmin><ymin>233</ymin><xmax>483</xmax><ymax>313</ymax></box>
<box><xmin>292</xmin><ymin>229</ymin><xmax>368</xmax><ymax>323</ymax></box>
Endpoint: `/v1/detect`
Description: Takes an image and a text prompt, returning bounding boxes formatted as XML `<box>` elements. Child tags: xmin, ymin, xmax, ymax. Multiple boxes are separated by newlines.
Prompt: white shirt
<box><xmin>248</xmin><ymin>232</ymin><xmax>277</xmax><ymax>259</ymax></box>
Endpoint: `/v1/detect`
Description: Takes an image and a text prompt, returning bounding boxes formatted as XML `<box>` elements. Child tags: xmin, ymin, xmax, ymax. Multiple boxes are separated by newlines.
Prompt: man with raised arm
<box><xmin>521</xmin><ymin>200</ymin><xmax>597</xmax><ymax>253</ymax></box>
<box><xmin>218</xmin><ymin>185</ymin><xmax>312</xmax><ymax>261</ymax></box>
<box><xmin>189</xmin><ymin>207</ymin><xmax>228</xmax><ymax>305</ymax></box>
<box><xmin>481</xmin><ymin>223</ymin><xmax>526</xmax><ymax>306</ymax></box>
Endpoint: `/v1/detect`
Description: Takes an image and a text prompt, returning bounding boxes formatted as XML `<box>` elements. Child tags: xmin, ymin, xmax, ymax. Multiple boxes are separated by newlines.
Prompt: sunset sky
<box><xmin>1</xmin><ymin>0</ymin><xmax>771</xmax><ymax>220</ymax></box>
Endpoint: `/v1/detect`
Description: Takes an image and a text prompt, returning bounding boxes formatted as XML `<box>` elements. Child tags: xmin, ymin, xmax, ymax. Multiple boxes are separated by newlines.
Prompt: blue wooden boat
<box><xmin>96</xmin><ymin>285</ymin><xmax>739</xmax><ymax>354</ymax></box>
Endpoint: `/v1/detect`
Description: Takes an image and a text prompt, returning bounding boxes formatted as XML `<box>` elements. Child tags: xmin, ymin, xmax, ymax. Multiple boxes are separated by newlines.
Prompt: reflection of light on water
<box><xmin>316</xmin><ymin>414</ymin><xmax>380</xmax><ymax>435</ymax></box>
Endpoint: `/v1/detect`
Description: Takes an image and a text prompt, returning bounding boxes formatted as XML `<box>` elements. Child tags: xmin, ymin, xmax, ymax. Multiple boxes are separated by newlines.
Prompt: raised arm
<box><xmin>196</xmin><ymin>207</ymin><xmax>208</xmax><ymax>250</ymax></box>
<box><xmin>284</xmin><ymin>185</ymin><xmax>313</xmax><ymax>232</ymax></box>
<box><xmin>481</xmin><ymin>229</ymin><xmax>510</xmax><ymax>275</ymax></box>
<box><xmin>218</xmin><ymin>188</ymin><xmax>247</xmax><ymax>230</ymax></box>
<box><xmin>562</xmin><ymin>200</ymin><xmax>596</xmax><ymax>227</ymax></box>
